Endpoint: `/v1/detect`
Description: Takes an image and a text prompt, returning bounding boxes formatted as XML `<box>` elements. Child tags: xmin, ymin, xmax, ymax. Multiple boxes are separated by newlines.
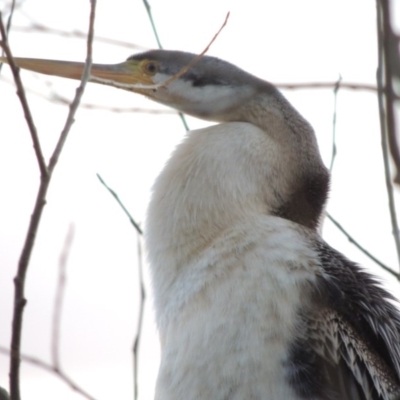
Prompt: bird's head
<box><xmin>1</xmin><ymin>50</ymin><xmax>268</xmax><ymax>121</ymax></box>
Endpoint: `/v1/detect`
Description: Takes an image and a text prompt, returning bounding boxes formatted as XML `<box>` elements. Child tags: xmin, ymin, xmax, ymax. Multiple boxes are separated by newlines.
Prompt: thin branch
<box><xmin>52</xmin><ymin>224</ymin><xmax>75</xmax><ymax>369</ymax></box>
<box><xmin>0</xmin><ymin>77</ymin><xmax>178</xmax><ymax>113</ymax></box>
<box><xmin>0</xmin><ymin>346</ymin><xmax>98</xmax><ymax>400</ymax></box>
<box><xmin>142</xmin><ymin>0</ymin><xmax>163</xmax><ymax>49</ymax></box>
<box><xmin>5</xmin><ymin>0</ymin><xmax>16</xmax><ymax>35</ymax></box>
<box><xmin>0</xmin><ymin>0</ymin><xmax>16</xmax><ymax>73</ymax></box>
<box><xmin>47</xmin><ymin>3</ymin><xmax>96</xmax><ymax>172</ymax></box>
<box><xmin>7</xmin><ymin>2</ymin><xmax>97</xmax><ymax>399</ymax></box>
<box><xmin>51</xmin><ymin>92</ymin><xmax>177</xmax><ymax>114</ymax></box>
<box><xmin>159</xmin><ymin>12</ymin><xmax>230</xmax><ymax>90</ymax></box>
<box><xmin>96</xmin><ymin>173</ymin><xmax>145</xmax><ymax>400</ymax></box>
<box><xmin>1</xmin><ymin>13</ymin><xmax>45</xmax><ymax>399</ymax></box>
<box><xmin>133</xmin><ymin>236</ymin><xmax>146</xmax><ymax>400</ymax></box>
<box><xmin>88</xmin><ymin>13</ymin><xmax>225</xmax><ymax>95</ymax></box>
<box><xmin>178</xmin><ymin>111</ymin><xmax>190</xmax><ymax>131</ymax></box>
<box><xmin>117</xmin><ymin>13</ymin><xmax>229</xmax><ymax>95</ymax></box>
<box><xmin>141</xmin><ymin>0</ymin><xmax>189</xmax><ymax>131</ymax></box>
<box><xmin>12</xmin><ymin>22</ymin><xmax>145</xmax><ymax>50</ymax></box>
<box><xmin>0</xmin><ymin>13</ymin><xmax>47</xmax><ymax>177</ymax></box>
<box><xmin>75</xmin><ymin>104</ymin><xmax>177</xmax><ymax>114</ymax></box>
<box><xmin>277</xmin><ymin>80</ymin><xmax>400</xmax><ymax>102</ymax></box>
<box><xmin>327</xmin><ymin>213</ymin><xmax>399</xmax><ymax>279</ymax></box>
<box><xmin>96</xmin><ymin>174</ymin><xmax>143</xmax><ymax>235</ymax></box>
<box><xmin>380</xmin><ymin>0</ymin><xmax>400</xmax><ymax>185</ymax></box>
<box><xmin>276</xmin><ymin>81</ymin><xmax>378</xmax><ymax>92</ymax></box>
<box><xmin>376</xmin><ymin>0</ymin><xmax>400</xmax><ymax>274</ymax></box>
<box><xmin>329</xmin><ymin>75</ymin><xmax>342</xmax><ymax>172</ymax></box>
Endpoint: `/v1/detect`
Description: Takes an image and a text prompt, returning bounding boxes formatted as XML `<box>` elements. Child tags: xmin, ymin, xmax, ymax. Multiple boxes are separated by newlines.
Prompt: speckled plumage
<box><xmin>292</xmin><ymin>239</ymin><xmax>400</xmax><ymax>399</ymax></box>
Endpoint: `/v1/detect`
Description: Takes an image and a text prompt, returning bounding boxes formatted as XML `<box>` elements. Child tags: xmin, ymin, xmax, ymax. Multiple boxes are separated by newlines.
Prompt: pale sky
<box><xmin>0</xmin><ymin>0</ymin><xmax>399</xmax><ymax>399</ymax></box>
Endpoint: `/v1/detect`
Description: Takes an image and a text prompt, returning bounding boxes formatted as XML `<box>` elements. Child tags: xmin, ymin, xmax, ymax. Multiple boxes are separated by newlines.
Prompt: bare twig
<box><xmin>329</xmin><ymin>75</ymin><xmax>342</xmax><ymax>172</ymax></box>
<box><xmin>133</xmin><ymin>236</ymin><xmax>146</xmax><ymax>400</ymax></box>
<box><xmin>142</xmin><ymin>0</ymin><xmax>163</xmax><ymax>49</ymax></box>
<box><xmin>141</xmin><ymin>0</ymin><xmax>189</xmax><ymax>130</ymax></box>
<box><xmin>0</xmin><ymin>0</ymin><xmax>16</xmax><ymax>73</ymax></box>
<box><xmin>0</xmin><ymin>76</ymin><xmax>178</xmax><ymax>113</ymax></box>
<box><xmin>5</xmin><ymin>0</ymin><xmax>16</xmax><ymax>35</ymax></box>
<box><xmin>52</xmin><ymin>92</ymin><xmax>176</xmax><ymax>114</ymax></box>
<box><xmin>52</xmin><ymin>224</ymin><xmax>75</xmax><ymax>369</ymax></box>
<box><xmin>276</xmin><ymin>81</ymin><xmax>379</xmax><ymax>92</ymax></box>
<box><xmin>48</xmin><ymin>4</ymin><xmax>96</xmax><ymax>171</ymax></box>
<box><xmin>376</xmin><ymin>0</ymin><xmax>400</xmax><ymax>274</ymax></box>
<box><xmin>75</xmin><ymin>104</ymin><xmax>176</xmax><ymax>114</ymax></box>
<box><xmin>0</xmin><ymin>13</ymin><xmax>47</xmax><ymax>177</ymax></box>
<box><xmin>159</xmin><ymin>12</ymin><xmax>230</xmax><ymax>90</ymax></box>
<box><xmin>112</xmin><ymin>12</ymin><xmax>228</xmax><ymax>112</ymax></box>
<box><xmin>12</xmin><ymin>22</ymin><xmax>145</xmax><ymax>50</ymax></box>
<box><xmin>142</xmin><ymin>1</ymin><xmax>229</xmax><ymax>132</ymax></box>
<box><xmin>95</xmin><ymin>173</ymin><xmax>145</xmax><ymax>400</ymax></box>
<box><xmin>5</xmin><ymin>2</ymin><xmax>97</xmax><ymax>398</ymax></box>
<box><xmin>379</xmin><ymin>0</ymin><xmax>400</xmax><ymax>185</ymax></box>
<box><xmin>96</xmin><ymin>174</ymin><xmax>143</xmax><ymax>235</ymax></box>
<box><xmin>137</xmin><ymin>11</ymin><xmax>230</xmax><ymax>127</ymax></box>
<box><xmin>0</xmin><ymin>13</ymin><xmax>45</xmax><ymax>399</ymax></box>
<box><xmin>0</xmin><ymin>346</ymin><xmax>98</xmax><ymax>400</ymax></box>
<box><xmin>327</xmin><ymin>213</ymin><xmax>399</xmax><ymax>279</ymax></box>
<box><xmin>89</xmin><ymin>13</ymin><xmax>225</xmax><ymax>96</ymax></box>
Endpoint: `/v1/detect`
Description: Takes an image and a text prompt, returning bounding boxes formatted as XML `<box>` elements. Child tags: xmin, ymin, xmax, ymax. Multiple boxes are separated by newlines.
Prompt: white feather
<box><xmin>145</xmin><ymin>122</ymin><xmax>319</xmax><ymax>399</ymax></box>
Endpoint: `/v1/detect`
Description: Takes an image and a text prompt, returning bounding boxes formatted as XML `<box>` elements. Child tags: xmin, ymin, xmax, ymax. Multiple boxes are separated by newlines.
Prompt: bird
<box><xmin>3</xmin><ymin>50</ymin><xmax>400</xmax><ymax>399</ymax></box>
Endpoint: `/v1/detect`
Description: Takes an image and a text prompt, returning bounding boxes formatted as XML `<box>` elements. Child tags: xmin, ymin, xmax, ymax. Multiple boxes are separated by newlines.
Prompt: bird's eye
<box><xmin>143</xmin><ymin>61</ymin><xmax>159</xmax><ymax>75</ymax></box>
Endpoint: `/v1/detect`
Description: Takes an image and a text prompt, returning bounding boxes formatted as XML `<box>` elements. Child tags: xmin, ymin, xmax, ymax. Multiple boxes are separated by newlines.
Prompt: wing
<box><xmin>290</xmin><ymin>240</ymin><xmax>400</xmax><ymax>400</ymax></box>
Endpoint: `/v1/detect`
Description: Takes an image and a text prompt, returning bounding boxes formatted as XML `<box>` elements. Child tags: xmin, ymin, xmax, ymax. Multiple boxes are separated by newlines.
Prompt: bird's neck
<box><xmin>225</xmin><ymin>88</ymin><xmax>330</xmax><ymax>230</ymax></box>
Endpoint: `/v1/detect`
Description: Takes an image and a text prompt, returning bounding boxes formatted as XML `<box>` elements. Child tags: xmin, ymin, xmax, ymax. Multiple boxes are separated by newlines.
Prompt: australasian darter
<box><xmin>3</xmin><ymin>50</ymin><xmax>400</xmax><ymax>400</ymax></box>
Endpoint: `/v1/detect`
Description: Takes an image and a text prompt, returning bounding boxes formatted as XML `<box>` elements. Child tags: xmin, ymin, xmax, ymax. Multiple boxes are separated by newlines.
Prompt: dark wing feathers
<box><xmin>302</xmin><ymin>240</ymin><xmax>400</xmax><ymax>399</ymax></box>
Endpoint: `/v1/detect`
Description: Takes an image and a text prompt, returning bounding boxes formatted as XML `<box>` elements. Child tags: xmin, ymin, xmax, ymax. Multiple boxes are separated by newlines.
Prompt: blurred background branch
<box><xmin>376</xmin><ymin>0</ymin><xmax>400</xmax><ymax>272</ymax></box>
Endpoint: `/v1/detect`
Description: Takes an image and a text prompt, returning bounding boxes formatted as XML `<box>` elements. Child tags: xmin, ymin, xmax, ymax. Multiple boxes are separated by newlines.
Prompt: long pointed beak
<box><xmin>0</xmin><ymin>57</ymin><xmax>154</xmax><ymax>94</ymax></box>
